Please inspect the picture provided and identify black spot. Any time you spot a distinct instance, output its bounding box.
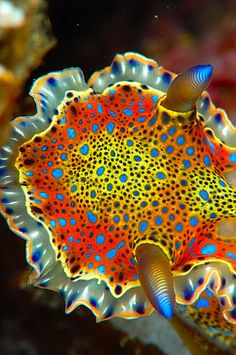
[70,105,77,116]
[24,159,35,165]
[182,264,191,272]
[114,285,122,295]
[135,304,145,314]
[71,265,80,274]
[140,84,149,90]
[122,85,131,92]
[19,147,25,152]
[66,92,73,98]
[31,206,43,214]
[34,136,41,143]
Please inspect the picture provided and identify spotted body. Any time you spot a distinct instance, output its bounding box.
[1,53,236,349]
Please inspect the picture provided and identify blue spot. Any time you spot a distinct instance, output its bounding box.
[134,155,141,162]
[166,146,173,154]
[226,252,236,261]
[180,180,187,186]
[199,189,209,200]
[70,218,76,225]
[107,183,113,191]
[194,298,210,309]
[160,134,167,141]
[162,72,172,84]
[151,148,159,157]
[120,174,127,182]
[97,103,104,114]
[110,110,116,117]
[106,122,115,134]
[87,210,97,223]
[80,143,89,155]
[141,201,147,207]
[183,285,194,301]
[47,77,57,86]
[71,185,77,192]
[175,223,183,232]
[87,103,93,109]
[52,168,63,179]
[56,193,64,200]
[175,241,181,249]
[113,215,120,223]
[187,147,194,155]
[96,234,105,244]
[40,192,48,198]
[124,214,129,222]
[63,245,69,251]
[138,116,146,122]
[25,171,34,176]
[50,220,56,227]
[219,179,226,187]
[201,244,217,255]
[97,166,105,176]
[155,216,163,225]
[95,255,101,261]
[67,128,76,138]
[61,153,68,161]
[123,108,133,116]
[210,213,217,219]
[32,250,41,263]
[229,152,236,163]
[59,218,67,226]
[69,236,74,243]
[183,159,191,168]
[98,265,105,273]
[111,61,121,74]
[107,249,116,259]
[157,172,165,179]
[149,117,156,126]
[168,127,176,135]
[203,155,211,166]
[127,139,133,146]
[92,123,99,132]
[177,136,185,145]
[139,221,148,233]
[129,58,138,67]
[190,217,198,227]
[152,95,158,103]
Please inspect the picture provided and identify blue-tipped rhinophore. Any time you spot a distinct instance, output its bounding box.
[163,64,213,112]
[136,243,175,320]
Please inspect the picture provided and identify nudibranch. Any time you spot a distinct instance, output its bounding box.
[1,52,236,349]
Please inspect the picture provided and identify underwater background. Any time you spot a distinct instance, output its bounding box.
[1,0,236,354]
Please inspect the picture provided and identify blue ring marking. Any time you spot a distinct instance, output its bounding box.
[67,128,76,138]
[87,210,97,224]
[199,189,209,201]
[120,174,127,182]
[96,234,105,244]
[106,122,115,134]
[139,221,148,233]
[203,155,211,166]
[201,244,217,255]
[190,217,199,227]
[56,193,64,200]
[123,108,133,116]
[155,216,163,225]
[80,143,89,155]
[52,168,63,179]
[157,172,165,179]
[59,218,67,226]
[96,166,105,176]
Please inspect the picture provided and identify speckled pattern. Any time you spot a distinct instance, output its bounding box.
[1,53,236,349]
